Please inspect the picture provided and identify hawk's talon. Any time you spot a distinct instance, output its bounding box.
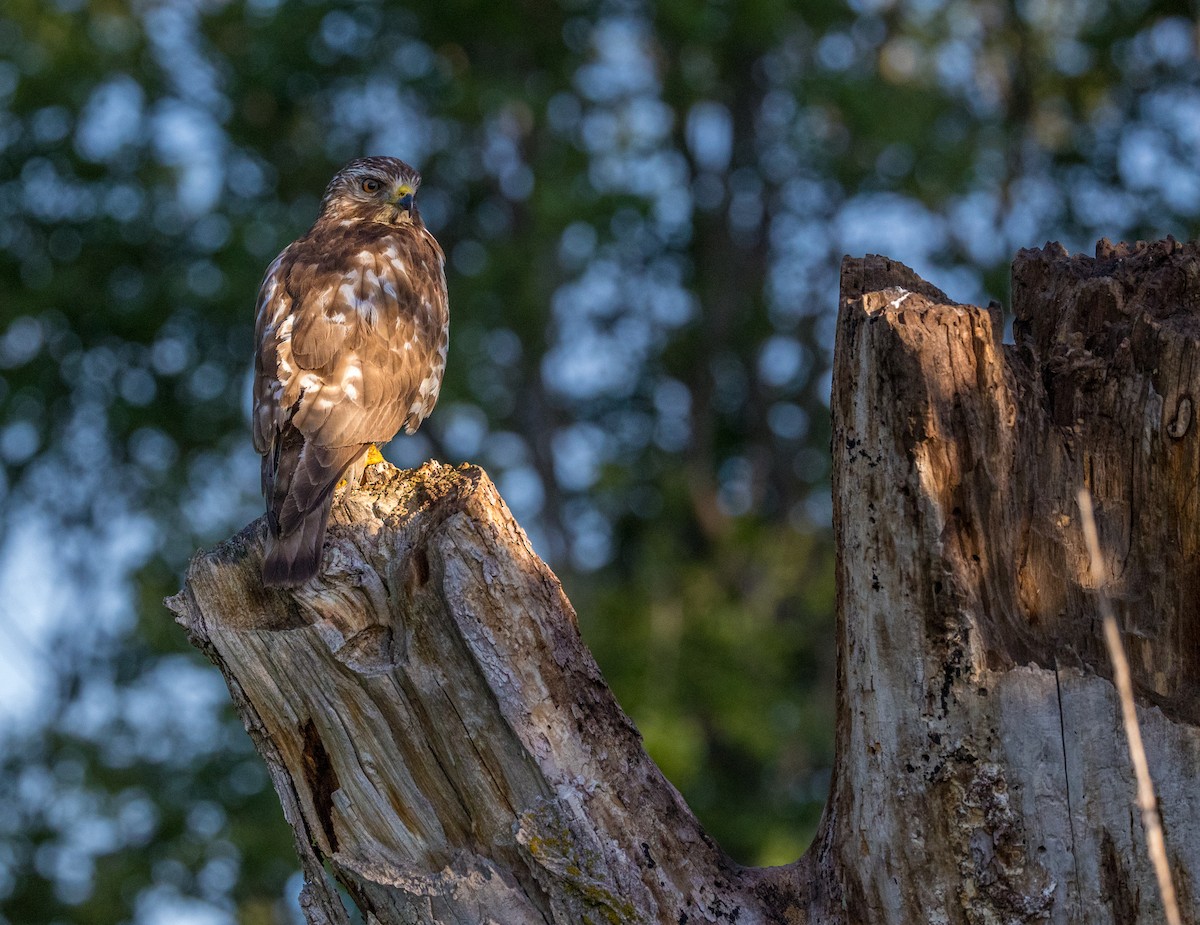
[337,445,383,490]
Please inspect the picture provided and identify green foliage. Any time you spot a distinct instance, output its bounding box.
[581,517,836,864]
[0,0,1197,920]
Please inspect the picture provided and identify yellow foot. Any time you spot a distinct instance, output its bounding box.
[336,445,384,490]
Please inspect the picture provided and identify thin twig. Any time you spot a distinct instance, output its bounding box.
[1077,489,1181,925]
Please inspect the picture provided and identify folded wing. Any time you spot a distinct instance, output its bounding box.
[252,227,448,586]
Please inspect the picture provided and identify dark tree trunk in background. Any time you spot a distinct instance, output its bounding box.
[168,238,1200,925]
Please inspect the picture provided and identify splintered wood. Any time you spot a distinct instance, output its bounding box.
[167,462,784,925]
[170,239,1200,925]
[831,242,1200,924]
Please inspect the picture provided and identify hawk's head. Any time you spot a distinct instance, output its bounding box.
[319,156,424,226]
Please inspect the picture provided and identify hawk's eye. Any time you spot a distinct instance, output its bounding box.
[361,178,381,193]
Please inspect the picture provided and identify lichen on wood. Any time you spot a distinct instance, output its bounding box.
[170,239,1200,925]
[168,461,766,924]
[829,241,1200,924]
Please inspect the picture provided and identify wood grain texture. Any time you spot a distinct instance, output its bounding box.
[167,462,791,924]
[169,239,1200,924]
[829,241,1200,924]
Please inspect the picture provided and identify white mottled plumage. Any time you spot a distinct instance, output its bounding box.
[252,156,449,587]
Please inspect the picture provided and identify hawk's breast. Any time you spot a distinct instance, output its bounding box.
[253,223,449,450]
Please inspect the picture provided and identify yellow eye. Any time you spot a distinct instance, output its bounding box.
[361,178,381,193]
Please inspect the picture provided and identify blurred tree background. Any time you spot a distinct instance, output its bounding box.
[1,0,1197,921]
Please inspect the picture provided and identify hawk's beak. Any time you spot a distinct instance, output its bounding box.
[393,185,415,213]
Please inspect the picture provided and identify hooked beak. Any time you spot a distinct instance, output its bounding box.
[393,185,415,213]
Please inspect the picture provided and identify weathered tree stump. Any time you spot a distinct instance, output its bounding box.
[168,238,1200,924]
[167,463,778,924]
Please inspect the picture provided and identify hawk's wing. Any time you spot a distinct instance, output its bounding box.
[254,226,449,454]
[252,225,448,584]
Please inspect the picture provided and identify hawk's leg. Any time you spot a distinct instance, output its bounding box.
[337,444,386,489]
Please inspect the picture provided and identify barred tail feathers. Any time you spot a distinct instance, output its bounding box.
[262,503,332,587]
[261,434,369,587]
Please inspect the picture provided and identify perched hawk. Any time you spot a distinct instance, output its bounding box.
[252,156,449,586]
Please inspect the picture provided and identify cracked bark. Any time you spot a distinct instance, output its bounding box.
[168,238,1200,924]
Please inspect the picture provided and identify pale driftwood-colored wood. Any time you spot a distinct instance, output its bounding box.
[828,240,1200,924]
[167,462,797,924]
[169,238,1200,925]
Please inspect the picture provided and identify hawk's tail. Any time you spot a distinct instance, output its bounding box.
[262,505,332,588]
[261,435,369,587]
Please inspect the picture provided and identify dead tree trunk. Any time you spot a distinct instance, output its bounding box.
[168,238,1200,924]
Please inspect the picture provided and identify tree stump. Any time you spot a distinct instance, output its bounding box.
[168,238,1200,924]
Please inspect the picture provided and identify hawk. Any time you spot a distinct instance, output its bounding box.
[252,156,449,586]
